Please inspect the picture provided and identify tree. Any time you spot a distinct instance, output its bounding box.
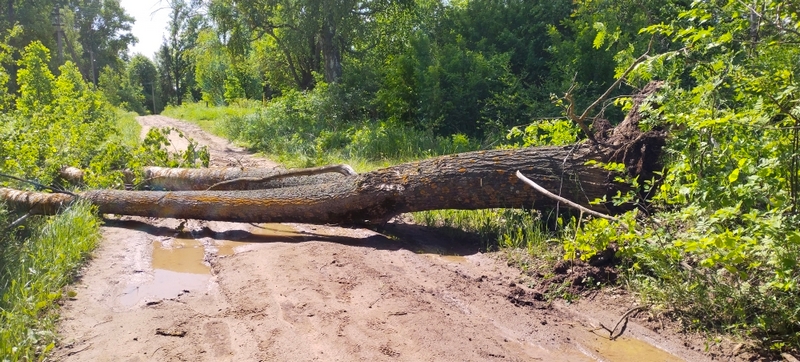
[0,139,659,223]
[72,0,136,84]
[156,0,203,105]
[210,0,399,90]
[193,29,227,105]
[128,54,161,113]
[98,65,146,114]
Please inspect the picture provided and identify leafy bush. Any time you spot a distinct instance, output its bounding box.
[212,81,482,167]
[562,0,800,351]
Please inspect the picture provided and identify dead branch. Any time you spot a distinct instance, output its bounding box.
[515,171,618,221]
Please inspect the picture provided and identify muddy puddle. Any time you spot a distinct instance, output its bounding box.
[570,331,685,361]
[119,223,303,307]
[423,253,468,264]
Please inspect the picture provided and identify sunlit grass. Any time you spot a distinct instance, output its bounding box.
[0,201,101,361]
[412,209,562,272]
[114,109,142,148]
[162,100,260,137]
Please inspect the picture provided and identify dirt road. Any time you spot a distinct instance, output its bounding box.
[54,115,725,361]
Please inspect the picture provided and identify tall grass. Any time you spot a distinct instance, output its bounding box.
[166,89,482,169]
[162,100,259,137]
[0,201,101,361]
[114,110,141,148]
[413,209,561,271]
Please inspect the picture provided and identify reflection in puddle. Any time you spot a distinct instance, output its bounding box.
[153,238,209,274]
[439,255,467,263]
[422,253,467,264]
[119,223,301,307]
[588,336,684,362]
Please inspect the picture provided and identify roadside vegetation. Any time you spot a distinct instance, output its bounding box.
[0,40,206,360]
[2,0,800,358]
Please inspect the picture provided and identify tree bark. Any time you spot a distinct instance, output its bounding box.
[58,165,353,190]
[0,143,646,224]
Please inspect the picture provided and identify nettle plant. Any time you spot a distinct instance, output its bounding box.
[563,0,800,349]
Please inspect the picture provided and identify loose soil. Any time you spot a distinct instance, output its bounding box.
[54,115,742,361]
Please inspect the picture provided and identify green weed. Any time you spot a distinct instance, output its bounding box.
[0,201,101,361]
[413,209,561,272]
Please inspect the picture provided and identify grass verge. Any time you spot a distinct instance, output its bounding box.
[162,100,258,137]
[114,110,142,149]
[0,201,101,361]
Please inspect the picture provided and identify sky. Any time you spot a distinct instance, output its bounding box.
[120,0,170,59]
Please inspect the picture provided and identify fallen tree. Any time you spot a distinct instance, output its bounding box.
[58,164,357,191]
[1,79,664,224]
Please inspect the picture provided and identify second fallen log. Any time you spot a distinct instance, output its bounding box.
[1,143,635,224]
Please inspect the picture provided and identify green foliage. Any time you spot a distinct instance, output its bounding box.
[549,0,800,351]
[128,54,162,114]
[505,119,579,147]
[214,82,480,166]
[98,66,146,115]
[15,42,55,115]
[0,202,100,361]
[0,37,211,362]
[193,30,228,105]
[156,0,204,106]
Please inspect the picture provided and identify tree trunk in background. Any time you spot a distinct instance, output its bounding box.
[321,13,342,83]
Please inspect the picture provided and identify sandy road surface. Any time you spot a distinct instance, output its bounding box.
[53,115,724,361]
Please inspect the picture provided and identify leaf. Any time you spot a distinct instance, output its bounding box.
[592,22,607,50]
[728,168,740,184]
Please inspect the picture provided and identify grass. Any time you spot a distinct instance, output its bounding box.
[0,201,101,361]
[412,209,562,273]
[162,100,259,137]
[114,110,142,148]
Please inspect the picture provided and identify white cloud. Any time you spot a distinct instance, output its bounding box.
[120,0,170,59]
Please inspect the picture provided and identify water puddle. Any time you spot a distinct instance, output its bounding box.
[439,254,467,263]
[120,223,300,307]
[119,269,209,307]
[587,336,684,362]
[421,253,467,264]
[152,238,209,274]
[568,327,685,362]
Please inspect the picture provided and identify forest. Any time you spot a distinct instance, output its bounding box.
[1,0,800,359]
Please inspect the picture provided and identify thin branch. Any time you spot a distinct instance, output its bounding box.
[577,51,651,123]
[516,171,618,221]
[0,173,77,197]
[7,212,31,230]
[561,42,652,143]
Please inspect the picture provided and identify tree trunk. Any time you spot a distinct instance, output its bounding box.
[321,13,342,83]
[3,82,665,224]
[0,143,652,224]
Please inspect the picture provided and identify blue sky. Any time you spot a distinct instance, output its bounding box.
[120,0,170,58]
